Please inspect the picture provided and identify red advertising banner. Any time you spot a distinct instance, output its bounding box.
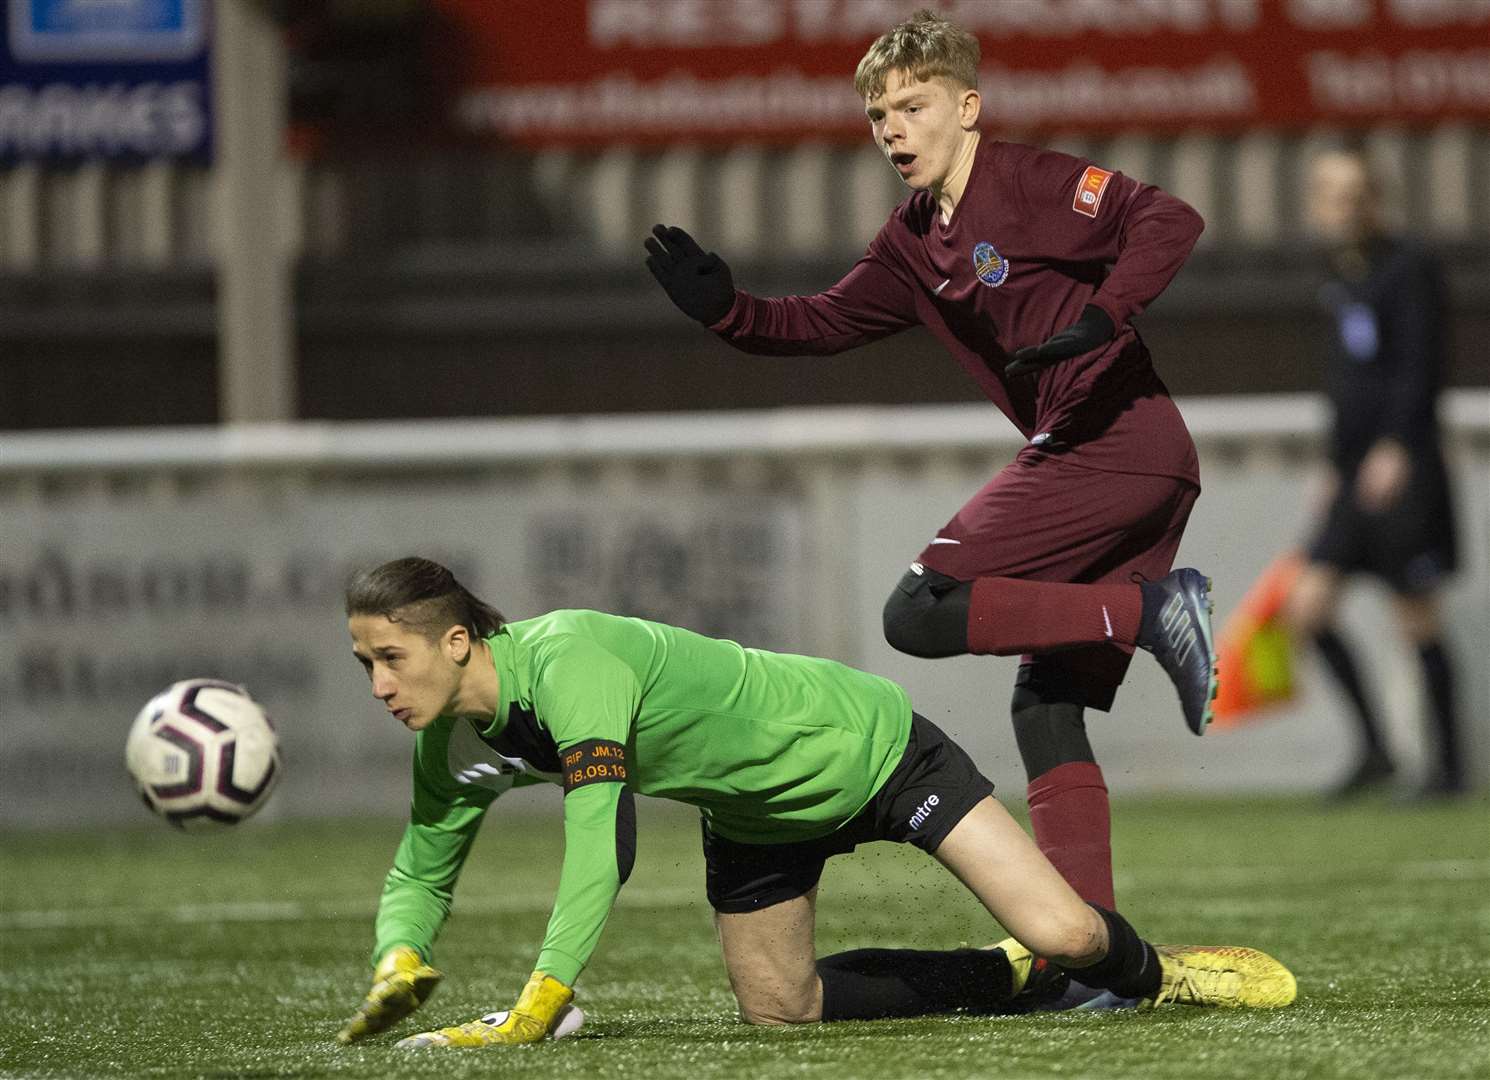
[435,0,1490,144]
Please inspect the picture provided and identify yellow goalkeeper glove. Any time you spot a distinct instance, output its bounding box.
[335,946,443,1044]
[395,971,575,1048]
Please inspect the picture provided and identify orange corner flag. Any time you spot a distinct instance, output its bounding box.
[1213,552,1304,729]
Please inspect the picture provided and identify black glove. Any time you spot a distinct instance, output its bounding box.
[1004,304,1116,377]
[644,224,736,325]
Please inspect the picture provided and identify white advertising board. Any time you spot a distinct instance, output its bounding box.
[1,475,806,827]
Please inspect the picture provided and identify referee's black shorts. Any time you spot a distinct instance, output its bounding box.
[1308,456,1458,595]
[701,713,994,914]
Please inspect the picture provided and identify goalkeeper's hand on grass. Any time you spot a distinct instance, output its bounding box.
[396,971,579,1048]
[335,945,443,1045]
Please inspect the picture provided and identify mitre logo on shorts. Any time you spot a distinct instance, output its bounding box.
[908,793,940,830]
[972,241,1008,287]
[1073,165,1113,218]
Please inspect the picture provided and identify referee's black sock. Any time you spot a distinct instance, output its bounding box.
[1314,628,1390,758]
[817,947,1015,1020]
[1418,639,1464,788]
[1061,906,1162,1001]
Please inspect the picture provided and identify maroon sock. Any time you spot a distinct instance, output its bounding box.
[1027,761,1115,909]
[966,577,1141,656]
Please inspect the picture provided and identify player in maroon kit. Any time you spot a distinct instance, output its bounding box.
[644,9,1215,936]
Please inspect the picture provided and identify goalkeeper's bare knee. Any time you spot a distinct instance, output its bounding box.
[735,982,823,1025]
[1023,905,1106,970]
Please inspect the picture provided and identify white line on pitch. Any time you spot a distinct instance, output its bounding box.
[4,859,1488,933]
[0,886,704,931]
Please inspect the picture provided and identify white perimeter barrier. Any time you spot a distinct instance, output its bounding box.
[2,393,1486,828]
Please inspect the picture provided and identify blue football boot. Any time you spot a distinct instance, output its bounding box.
[1137,568,1219,736]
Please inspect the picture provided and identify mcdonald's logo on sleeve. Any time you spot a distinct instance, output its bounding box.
[1073,165,1113,218]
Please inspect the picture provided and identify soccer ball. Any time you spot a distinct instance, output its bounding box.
[126,679,281,829]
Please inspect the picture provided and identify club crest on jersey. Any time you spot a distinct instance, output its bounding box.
[972,241,1008,287]
[1073,165,1113,218]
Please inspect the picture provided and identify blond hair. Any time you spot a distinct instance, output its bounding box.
[853,8,980,101]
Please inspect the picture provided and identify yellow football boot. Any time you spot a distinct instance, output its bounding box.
[396,971,574,1048]
[336,946,442,1044]
[1145,945,1297,1009]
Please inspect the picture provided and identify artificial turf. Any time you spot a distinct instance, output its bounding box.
[3,794,1487,1079]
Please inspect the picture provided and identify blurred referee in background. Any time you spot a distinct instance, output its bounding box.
[1285,147,1465,800]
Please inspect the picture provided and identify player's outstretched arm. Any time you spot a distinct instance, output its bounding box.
[644,224,737,325]
[338,727,497,1043]
[1004,303,1115,377]
[336,945,443,1044]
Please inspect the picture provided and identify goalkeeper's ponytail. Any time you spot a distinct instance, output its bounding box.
[456,582,505,638]
[346,556,506,641]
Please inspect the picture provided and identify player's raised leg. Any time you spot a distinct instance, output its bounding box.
[885,460,1215,744]
[954,566,1219,737]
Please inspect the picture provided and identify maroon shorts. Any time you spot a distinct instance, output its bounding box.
[916,447,1199,711]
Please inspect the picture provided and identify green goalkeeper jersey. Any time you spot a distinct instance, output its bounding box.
[374,609,912,987]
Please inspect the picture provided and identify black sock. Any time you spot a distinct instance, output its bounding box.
[1418,640,1463,785]
[817,947,1014,1020]
[1011,684,1095,780]
[1062,906,1162,1000]
[1314,628,1390,758]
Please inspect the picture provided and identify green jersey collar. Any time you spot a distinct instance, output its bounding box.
[481,628,533,739]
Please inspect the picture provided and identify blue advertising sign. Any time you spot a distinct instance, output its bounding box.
[1,0,212,161]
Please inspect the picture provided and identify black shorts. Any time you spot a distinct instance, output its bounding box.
[1308,457,1458,595]
[702,713,995,914]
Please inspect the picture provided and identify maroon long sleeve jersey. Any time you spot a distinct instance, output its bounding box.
[711,138,1203,485]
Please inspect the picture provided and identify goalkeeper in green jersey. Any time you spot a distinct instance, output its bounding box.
[335,557,1295,1048]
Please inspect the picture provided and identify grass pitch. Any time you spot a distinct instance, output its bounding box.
[3,794,1488,1080]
